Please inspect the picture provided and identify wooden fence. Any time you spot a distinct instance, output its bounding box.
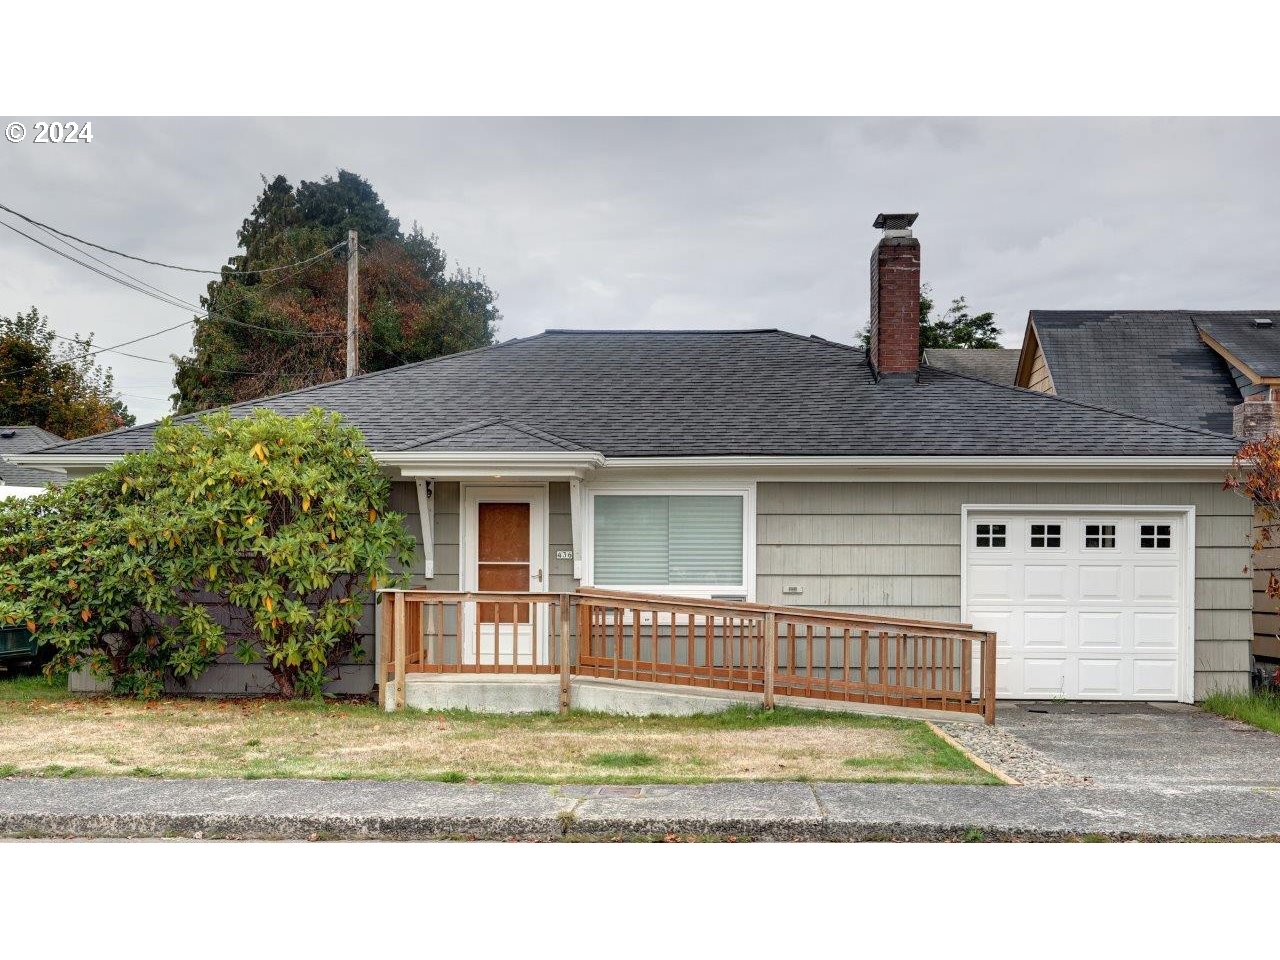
[378,587,997,723]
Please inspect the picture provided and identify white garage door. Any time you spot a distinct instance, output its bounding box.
[964,511,1188,701]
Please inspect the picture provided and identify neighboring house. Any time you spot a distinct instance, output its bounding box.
[1014,310,1280,665]
[0,425,67,498]
[922,347,1021,385]
[16,213,1253,702]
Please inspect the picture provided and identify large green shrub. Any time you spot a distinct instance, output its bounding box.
[0,408,415,698]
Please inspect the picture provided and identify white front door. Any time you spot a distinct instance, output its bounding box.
[462,485,549,666]
[964,510,1189,701]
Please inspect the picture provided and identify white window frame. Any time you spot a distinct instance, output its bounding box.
[583,481,756,600]
[1027,519,1065,551]
[1083,521,1118,550]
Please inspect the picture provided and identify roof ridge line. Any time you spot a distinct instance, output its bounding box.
[541,327,781,335]
[928,366,1243,442]
[499,420,585,451]
[391,417,510,452]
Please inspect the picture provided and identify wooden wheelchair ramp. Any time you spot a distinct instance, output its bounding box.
[378,587,997,723]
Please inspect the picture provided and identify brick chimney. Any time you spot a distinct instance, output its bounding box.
[1234,387,1280,441]
[868,212,921,378]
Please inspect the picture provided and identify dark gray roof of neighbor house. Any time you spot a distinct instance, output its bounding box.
[1028,311,1251,435]
[1193,314,1280,379]
[27,329,1242,461]
[923,348,1021,385]
[0,425,68,487]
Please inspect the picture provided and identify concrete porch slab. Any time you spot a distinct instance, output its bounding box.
[402,673,985,724]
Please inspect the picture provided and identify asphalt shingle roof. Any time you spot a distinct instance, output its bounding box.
[1028,311,1251,435]
[923,348,1021,385]
[1193,314,1280,379]
[0,425,68,487]
[29,330,1241,461]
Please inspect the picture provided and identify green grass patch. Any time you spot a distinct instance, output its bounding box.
[1202,689,1280,734]
[0,674,73,703]
[587,751,660,768]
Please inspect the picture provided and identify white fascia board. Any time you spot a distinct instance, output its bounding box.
[5,454,121,468]
[376,450,606,479]
[11,450,1235,483]
[595,455,1237,483]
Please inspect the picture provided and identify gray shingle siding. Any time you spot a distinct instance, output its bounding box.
[757,480,1252,700]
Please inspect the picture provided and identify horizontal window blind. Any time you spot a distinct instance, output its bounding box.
[593,494,743,587]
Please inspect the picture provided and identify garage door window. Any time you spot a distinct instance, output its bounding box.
[1084,523,1116,549]
[1139,523,1172,549]
[1029,523,1061,548]
[975,523,1006,547]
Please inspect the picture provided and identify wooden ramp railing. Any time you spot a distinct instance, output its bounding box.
[378,588,997,723]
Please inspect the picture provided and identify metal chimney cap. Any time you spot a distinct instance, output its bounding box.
[873,212,919,231]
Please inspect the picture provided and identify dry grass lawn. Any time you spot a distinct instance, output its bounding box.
[0,676,997,785]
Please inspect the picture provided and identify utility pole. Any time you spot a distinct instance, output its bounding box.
[346,229,359,378]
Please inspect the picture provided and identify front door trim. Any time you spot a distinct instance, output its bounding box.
[461,484,551,664]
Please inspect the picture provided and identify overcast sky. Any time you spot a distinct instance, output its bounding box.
[2,117,1279,425]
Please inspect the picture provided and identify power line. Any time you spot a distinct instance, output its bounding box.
[0,216,346,336]
[0,200,347,276]
[0,218,351,379]
[0,207,419,386]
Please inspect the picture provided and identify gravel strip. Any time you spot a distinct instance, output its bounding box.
[936,721,1092,787]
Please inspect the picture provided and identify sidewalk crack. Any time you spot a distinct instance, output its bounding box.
[808,782,828,822]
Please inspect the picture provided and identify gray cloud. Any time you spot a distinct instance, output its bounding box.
[2,117,1278,425]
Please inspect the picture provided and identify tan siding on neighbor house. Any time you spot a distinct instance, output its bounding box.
[1251,510,1280,661]
[757,480,1253,699]
[1025,339,1056,394]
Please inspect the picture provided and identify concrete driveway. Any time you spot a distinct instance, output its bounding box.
[995,701,1280,789]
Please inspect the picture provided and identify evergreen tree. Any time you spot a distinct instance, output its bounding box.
[856,284,1002,351]
[173,171,499,413]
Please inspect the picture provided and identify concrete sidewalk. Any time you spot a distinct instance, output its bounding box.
[2,776,1278,841]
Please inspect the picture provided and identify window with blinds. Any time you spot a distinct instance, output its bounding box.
[592,494,744,587]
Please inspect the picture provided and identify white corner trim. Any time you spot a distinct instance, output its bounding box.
[569,477,583,580]
[414,479,435,578]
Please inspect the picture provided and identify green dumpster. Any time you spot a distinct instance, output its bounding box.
[0,624,41,673]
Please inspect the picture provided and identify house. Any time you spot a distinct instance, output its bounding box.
[16,213,1253,702]
[0,426,66,499]
[922,347,1020,385]
[1013,309,1280,667]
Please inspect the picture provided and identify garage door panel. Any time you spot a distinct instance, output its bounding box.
[969,564,1016,601]
[1132,659,1178,697]
[1079,564,1126,601]
[1077,658,1125,697]
[1078,611,1124,649]
[1133,565,1179,602]
[994,657,1015,696]
[1024,565,1071,600]
[1133,612,1178,649]
[967,511,1185,701]
[1022,658,1069,697]
[1023,610,1068,648]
